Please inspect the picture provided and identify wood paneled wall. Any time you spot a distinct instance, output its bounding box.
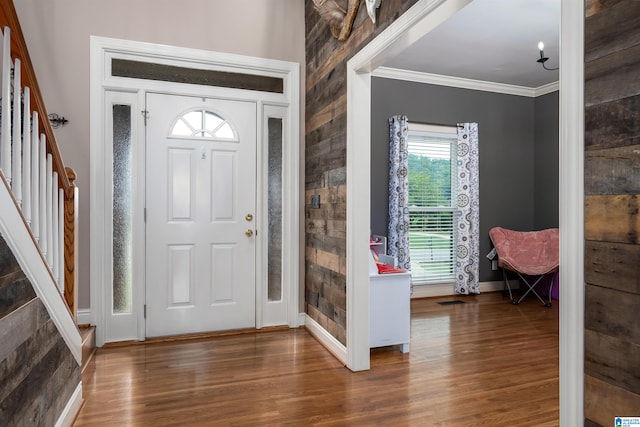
[0,235,81,425]
[304,0,419,345]
[584,0,640,424]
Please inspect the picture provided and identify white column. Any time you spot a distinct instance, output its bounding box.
[0,27,12,181]
[11,58,22,204]
[52,170,59,281]
[46,152,53,267]
[31,112,39,239]
[58,188,65,292]
[22,87,31,224]
[39,135,47,254]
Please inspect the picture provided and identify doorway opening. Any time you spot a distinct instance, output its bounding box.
[345,0,584,422]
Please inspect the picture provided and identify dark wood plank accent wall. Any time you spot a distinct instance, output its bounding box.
[305,0,419,344]
[584,0,640,423]
[0,235,81,425]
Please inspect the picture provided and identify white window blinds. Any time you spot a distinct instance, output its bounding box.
[407,125,457,284]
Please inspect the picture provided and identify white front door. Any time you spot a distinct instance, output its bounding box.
[145,93,257,337]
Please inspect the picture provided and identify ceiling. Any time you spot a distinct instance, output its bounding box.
[382,0,560,89]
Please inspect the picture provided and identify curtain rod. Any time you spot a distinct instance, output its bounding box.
[409,120,464,128]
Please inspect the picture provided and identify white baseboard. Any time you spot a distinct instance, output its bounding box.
[76,308,92,326]
[302,314,347,365]
[411,280,511,299]
[55,382,83,427]
[297,312,306,328]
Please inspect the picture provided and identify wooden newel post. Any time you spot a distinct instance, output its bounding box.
[63,166,78,319]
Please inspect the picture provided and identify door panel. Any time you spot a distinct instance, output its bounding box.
[211,151,235,220]
[145,93,256,337]
[210,244,235,303]
[167,148,195,220]
[167,244,194,305]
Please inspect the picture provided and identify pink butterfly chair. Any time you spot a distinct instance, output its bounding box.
[488,227,559,307]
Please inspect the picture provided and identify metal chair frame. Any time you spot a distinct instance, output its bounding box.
[502,269,555,307]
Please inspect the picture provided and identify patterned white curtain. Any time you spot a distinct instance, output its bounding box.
[455,123,480,294]
[387,115,410,270]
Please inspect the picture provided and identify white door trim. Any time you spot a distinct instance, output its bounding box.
[90,36,300,346]
[558,0,585,424]
[346,0,584,422]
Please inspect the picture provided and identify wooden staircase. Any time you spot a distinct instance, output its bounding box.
[79,325,97,372]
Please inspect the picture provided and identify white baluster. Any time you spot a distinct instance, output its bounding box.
[58,188,65,292]
[1,27,11,181]
[22,87,31,224]
[12,58,22,204]
[39,135,46,254]
[46,152,53,267]
[52,170,59,281]
[31,112,39,240]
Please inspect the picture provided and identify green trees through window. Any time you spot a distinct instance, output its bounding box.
[408,154,451,207]
[407,126,457,283]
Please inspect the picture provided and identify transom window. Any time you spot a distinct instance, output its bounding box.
[170,109,237,140]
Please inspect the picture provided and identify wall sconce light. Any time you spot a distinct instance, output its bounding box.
[48,113,69,128]
[536,41,559,71]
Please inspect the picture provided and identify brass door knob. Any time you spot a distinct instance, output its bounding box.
[245,229,254,237]
[245,213,253,221]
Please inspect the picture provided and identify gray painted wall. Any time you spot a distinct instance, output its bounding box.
[534,91,560,230]
[371,77,559,282]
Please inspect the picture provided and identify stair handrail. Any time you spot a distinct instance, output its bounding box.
[0,0,77,317]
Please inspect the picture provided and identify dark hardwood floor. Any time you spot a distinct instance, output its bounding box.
[74,292,559,426]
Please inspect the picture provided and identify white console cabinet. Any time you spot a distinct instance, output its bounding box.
[369,249,411,352]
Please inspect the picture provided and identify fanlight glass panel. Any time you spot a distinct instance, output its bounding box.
[170,109,238,141]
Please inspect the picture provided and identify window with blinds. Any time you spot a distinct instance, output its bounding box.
[407,124,457,284]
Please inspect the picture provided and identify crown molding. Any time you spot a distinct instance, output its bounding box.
[372,66,558,98]
[535,81,560,97]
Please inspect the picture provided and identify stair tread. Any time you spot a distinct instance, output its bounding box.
[79,326,95,341]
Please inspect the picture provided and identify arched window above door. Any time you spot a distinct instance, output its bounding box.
[169,109,238,141]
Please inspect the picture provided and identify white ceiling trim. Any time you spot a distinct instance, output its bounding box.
[534,81,560,97]
[373,66,558,97]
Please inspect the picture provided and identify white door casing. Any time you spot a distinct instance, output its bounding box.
[145,93,257,337]
[91,37,300,346]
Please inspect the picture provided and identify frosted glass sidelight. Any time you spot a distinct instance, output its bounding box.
[112,104,133,314]
[267,118,283,301]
